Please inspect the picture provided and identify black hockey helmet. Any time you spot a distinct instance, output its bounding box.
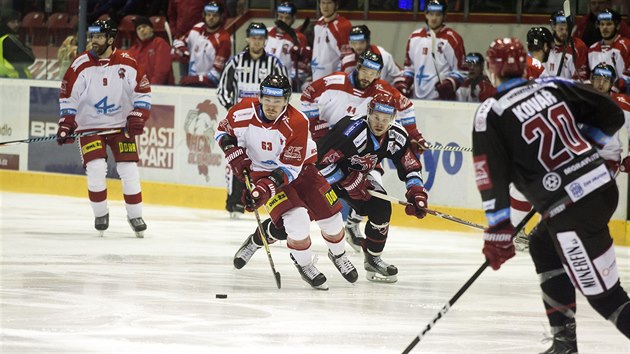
[88,19,118,39]
[204,1,225,15]
[550,10,568,25]
[260,74,292,100]
[357,49,383,72]
[349,25,371,42]
[597,9,621,24]
[277,2,297,16]
[246,22,268,37]
[464,52,484,66]
[425,0,447,14]
[526,27,553,52]
[591,63,617,82]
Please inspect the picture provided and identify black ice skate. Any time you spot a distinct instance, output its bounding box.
[328,250,358,283]
[364,251,398,283]
[228,203,245,220]
[95,213,109,237]
[345,213,364,253]
[128,217,147,238]
[540,319,578,354]
[233,233,261,269]
[290,254,328,290]
[514,229,530,252]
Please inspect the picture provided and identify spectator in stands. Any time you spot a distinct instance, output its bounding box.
[167,0,216,39]
[340,25,402,85]
[311,0,352,81]
[587,8,630,91]
[574,0,630,47]
[265,2,311,91]
[57,35,78,79]
[128,16,173,85]
[0,9,34,78]
[547,10,590,80]
[455,53,495,102]
[396,0,466,100]
[173,1,231,88]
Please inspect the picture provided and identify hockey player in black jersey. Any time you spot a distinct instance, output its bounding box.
[315,92,429,283]
[473,37,629,353]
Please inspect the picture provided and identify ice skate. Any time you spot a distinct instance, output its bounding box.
[540,319,578,354]
[128,217,147,238]
[328,250,358,283]
[95,213,109,237]
[364,252,398,283]
[345,211,364,253]
[233,233,261,269]
[514,229,530,252]
[291,254,328,290]
[228,204,245,220]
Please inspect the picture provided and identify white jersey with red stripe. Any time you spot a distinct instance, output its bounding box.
[265,26,309,82]
[402,25,466,100]
[184,22,232,82]
[545,37,590,80]
[215,98,313,181]
[311,14,352,81]
[300,71,417,131]
[599,92,630,162]
[59,49,151,132]
[588,35,630,85]
[340,44,402,84]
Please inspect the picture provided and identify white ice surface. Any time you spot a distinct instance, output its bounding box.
[1,192,628,354]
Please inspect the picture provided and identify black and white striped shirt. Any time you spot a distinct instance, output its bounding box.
[217,49,288,109]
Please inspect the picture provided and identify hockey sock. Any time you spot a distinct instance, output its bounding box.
[117,162,143,219]
[588,286,630,338]
[289,241,313,266]
[322,230,345,256]
[540,269,576,327]
[86,159,108,217]
[252,219,288,246]
[364,220,389,254]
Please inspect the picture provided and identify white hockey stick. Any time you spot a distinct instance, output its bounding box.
[0,129,121,147]
[556,0,572,76]
[429,28,442,83]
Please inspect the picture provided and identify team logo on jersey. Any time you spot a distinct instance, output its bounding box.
[283,146,303,161]
[473,155,492,191]
[349,153,378,171]
[542,172,561,191]
[320,150,342,165]
[118,68,126,79]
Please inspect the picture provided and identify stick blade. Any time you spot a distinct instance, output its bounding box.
[274,272,281,289]
[563,0,571,17]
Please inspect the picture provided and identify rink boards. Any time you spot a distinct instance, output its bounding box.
[0,78,627,245]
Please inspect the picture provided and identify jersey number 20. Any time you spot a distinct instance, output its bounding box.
[522,102,590,171]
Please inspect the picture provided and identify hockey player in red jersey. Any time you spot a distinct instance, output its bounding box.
[455,52,496,102]
[525,26,552,80]
[173,1,231,88]
[587,9,630,93]
[474,37,630,352]
[396,0,466,100]
[546,10,590,81]
[215,74,357,290]
[311,0,352,81]
[57,19,151,238]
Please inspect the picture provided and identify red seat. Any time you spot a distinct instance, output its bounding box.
[20,12,47,46]
[48,12,74,46]
[149,16,170,43]
[116,14,138,49]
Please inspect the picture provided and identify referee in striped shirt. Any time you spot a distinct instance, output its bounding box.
[217,23,289,109]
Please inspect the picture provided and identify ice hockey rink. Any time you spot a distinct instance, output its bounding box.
[1,191,628,354]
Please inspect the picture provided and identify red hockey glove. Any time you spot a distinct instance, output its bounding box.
[404,185,428,219]
[224,146,251,182]
[619,156,630,173]
[339,170,372,201]
[407,128,430,155]
[605,159,620,176]
[310,119,330,141]
[126,108,149,136]
[171,39,189,57]
[394,75,413,98]
[242,177,276,212]
[483,221,516,270]
[56,115,77,145]
[436,79,456,100]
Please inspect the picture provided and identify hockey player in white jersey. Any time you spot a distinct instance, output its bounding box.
[396,0,466,100]
[587,9,630,93]
[57,20,151,238]
[311,0,352,81]
[546,10,590,80]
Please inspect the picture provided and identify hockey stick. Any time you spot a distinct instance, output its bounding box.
[275,20,301,91]
[367,190,484,231]
[429,28,442,83]
[244,171,282,289]
[0,129,121,147]
[401,208,537,353]
[555,0,572,76]
[428,144,472,152]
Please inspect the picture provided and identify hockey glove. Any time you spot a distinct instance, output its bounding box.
[393,75,413,98]
[619,156,630,173]
[310,119,330,141]
[435,79,456,100]
[605,159,620,176]
[242,177,277,212]
[339,170,372,201]
[224,146,251,182]
[407,128,430,155]
[56,115,78,145]
[404,185,428,219]
[171,39,189,61]
[126,108,149,136]
[483,220,516,270]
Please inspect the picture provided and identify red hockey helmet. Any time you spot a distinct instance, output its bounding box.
[368,92,397,115]
[486,37,527,78]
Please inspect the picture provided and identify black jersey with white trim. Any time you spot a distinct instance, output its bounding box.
[472,77,624,227]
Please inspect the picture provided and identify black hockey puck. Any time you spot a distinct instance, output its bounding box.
[216,294,228,299]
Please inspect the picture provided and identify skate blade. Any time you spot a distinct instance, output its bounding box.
[346,238,363,253]
[98,230,105,237]
[365,271,397,283]
[135,231,144,238]
[312,282,329,291]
